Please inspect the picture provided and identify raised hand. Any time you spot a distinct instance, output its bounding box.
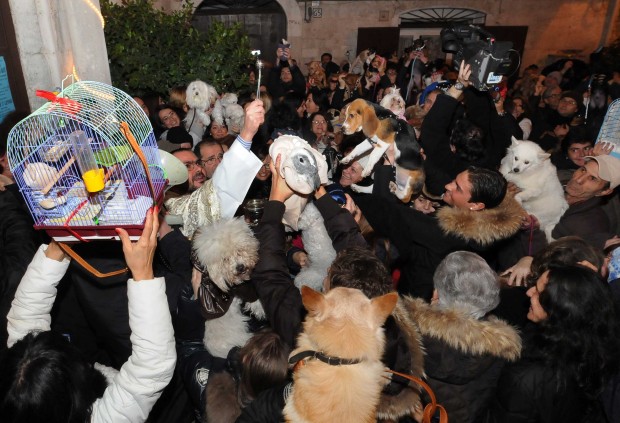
[116,206,159,281]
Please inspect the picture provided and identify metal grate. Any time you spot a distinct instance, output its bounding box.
[400,8,486,26]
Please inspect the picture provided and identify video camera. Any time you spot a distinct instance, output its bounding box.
[440,25,518,91]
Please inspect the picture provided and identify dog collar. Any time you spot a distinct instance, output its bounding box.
[289,350,363,367]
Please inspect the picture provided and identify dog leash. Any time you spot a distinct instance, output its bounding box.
[386,369,448,423]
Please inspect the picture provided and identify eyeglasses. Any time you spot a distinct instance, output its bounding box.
[259,163,271,170]
[312,120,327,125]
[161,110,176,122]
[203,153,224,165]
[560,98,577,105]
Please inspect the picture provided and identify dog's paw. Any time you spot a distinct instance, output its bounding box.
[340,155,353,165]
[361,165,374,178]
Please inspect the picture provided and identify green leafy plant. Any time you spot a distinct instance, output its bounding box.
[101,0,252,96]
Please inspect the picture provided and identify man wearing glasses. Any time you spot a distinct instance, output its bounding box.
[194,140,225,179]
[171,149,207,193]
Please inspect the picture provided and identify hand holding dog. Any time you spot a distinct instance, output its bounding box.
[116,207,159,282]
[240,99,265,142]
[269,153,295,203]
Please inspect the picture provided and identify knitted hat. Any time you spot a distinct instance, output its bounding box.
[585,155,620,189]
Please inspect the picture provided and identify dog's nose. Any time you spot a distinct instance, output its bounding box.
[236,264,246,274]
[513,168,519,173]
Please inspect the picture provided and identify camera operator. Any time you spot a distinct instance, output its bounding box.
[398,44,433,105]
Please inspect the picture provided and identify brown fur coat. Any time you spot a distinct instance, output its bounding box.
[437,195,524,247]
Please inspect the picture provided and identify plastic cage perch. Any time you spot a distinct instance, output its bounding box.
[7,80,166,241]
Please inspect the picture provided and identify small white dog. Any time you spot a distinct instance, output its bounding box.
[380,87,406,120]
[500,137,568,242]
[212,92,245,134]
[185,80,218,128]
[192,217,265,358]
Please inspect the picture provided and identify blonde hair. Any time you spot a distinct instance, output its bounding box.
[169,85,187,111]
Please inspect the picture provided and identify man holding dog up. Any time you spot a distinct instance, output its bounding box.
[238,155,426,422]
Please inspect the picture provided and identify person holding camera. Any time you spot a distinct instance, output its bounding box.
[266,45,306,101]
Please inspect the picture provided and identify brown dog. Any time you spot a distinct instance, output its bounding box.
[306,61,327,90]
[284,286,398,423]
[340,98,425,203]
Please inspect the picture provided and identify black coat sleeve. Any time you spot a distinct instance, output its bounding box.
[251,201,304,349]
[314,194,367,252]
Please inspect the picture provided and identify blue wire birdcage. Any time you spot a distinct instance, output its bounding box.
[7,80,166,241]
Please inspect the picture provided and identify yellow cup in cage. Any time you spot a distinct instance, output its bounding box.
[82,168,105,192]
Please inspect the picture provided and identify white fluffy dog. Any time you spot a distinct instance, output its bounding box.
[192,217,265,358]
[212,92,245,134]
[185,80,218,128]
[500,137,568,242]
[294,202,336,292]
[380,87,406,120]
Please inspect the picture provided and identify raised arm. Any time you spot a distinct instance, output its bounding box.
[91,208,176,423]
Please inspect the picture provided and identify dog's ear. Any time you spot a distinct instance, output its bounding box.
[370,292,398,326]
[510,136,520,147]
[538,152,551,160]
[301,285,325,316]
[361,102,379,136]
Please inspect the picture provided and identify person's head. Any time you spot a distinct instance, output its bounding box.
[155,104,183,129]
[443,167,507,210]
[422,89,442,113]
[253,143,272,182]
[0,331,107,423]
[529,236,605,285]
[209,121,229,140]
[543,86,562,110]
[544,71,563,89]
[564,140,593,168]
[386,67,398,84]
[133,96,150,116]
[168,85,188,111]
[172,148,206,191]
[281,92,306,118]
[508,96,530,120]
[280,67,293,83]
[328,75,340,91]
[305,88,329,115]
[309,112,330,138]
[449,119,485,163]
[557,91,581,118]
[565,156,617,203]
[412,193,438,214]
[433,251,500,318]
[237,329,290,407]
[321,53,332,65]
[339,160,364,187]
[527,264,620,395]
[194,141,224,179]
[326,246,393,297]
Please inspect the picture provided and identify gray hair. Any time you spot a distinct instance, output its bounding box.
[433,251,500,319]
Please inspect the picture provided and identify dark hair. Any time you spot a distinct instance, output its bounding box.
[193,140,222,159]
[281,92,306,111]
[306,87,330,113]
[266,102,301,132]
[450,119,486,163]
[153,104,185,129]
[328,246,393,298]
[467,166,507,209]
[141,91,165,120]
[529,236,604,285]
[321,53,332,61]
[0,331,107,423]
[237,329,289,406]
[504,96,531,123]
[534,265,620,396]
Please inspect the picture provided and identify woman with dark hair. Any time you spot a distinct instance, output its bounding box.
[0,210,176,423]
[303,111,334,153]
[265,101,302,141]
[505,96,533,140]
[304,87,330,116]
[154,104,197,150]
[485,265,620,422]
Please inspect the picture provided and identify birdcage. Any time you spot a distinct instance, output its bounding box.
[596,98,620,160]
[7,80,166,242]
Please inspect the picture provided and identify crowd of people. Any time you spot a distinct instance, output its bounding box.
[1,40,620,423]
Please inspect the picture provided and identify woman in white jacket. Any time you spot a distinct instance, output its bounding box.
[0,208,176,423]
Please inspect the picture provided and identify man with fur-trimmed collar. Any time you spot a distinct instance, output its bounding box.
[356,165,525,300]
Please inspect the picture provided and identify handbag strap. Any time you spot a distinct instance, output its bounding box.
[58,242,129,278]
[387,369,448,423]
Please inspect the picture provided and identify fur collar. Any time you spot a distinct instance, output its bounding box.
[436,196,524,246]
[401,297,521,361]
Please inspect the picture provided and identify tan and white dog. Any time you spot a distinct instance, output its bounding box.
[284,286,398,423]
[340,98,425,203]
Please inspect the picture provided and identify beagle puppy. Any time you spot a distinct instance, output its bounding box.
[341,98,425,203]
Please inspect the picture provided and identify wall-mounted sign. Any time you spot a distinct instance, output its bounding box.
[312,7,322,18]
[0,56,16,122]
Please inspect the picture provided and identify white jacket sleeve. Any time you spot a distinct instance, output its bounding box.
[90,277,176,423]
[6,245,70,347]
[212,138,262,219]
